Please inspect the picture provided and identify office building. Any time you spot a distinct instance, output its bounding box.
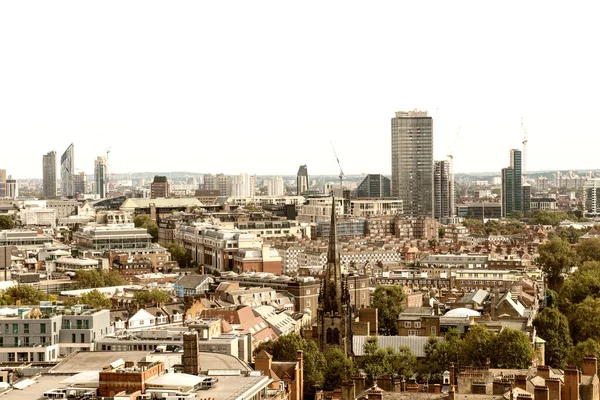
[60,143,75,197]
[501,149,529,217]
[434,160,451,220]
[73,172,86,196]
[150,176,170,198]
[391,110,434,217]
[43,151,57,198]
[511,149,523,213]
[5,179,18,199]
[356,174,391,198]
[94,156,108,198]
[297,165,309,195]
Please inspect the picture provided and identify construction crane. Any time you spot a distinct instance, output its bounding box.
[447,127,461,218]
[330,142,344,189]
[106,148,112,194]
[521,118,528,185]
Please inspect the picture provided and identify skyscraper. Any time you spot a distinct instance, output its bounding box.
[265,177,284,196]
[511,149,523,214]
[73,172,87,196]
[434,160,451,219]
[60,144,75,197]
[391,111,434,217]
[501,149,528,217]
[297,165,309,195]
[501,167,514,217]
[43,151,57,198]
[94,156,108,198]
[356,174,391,198]
[151,176,170,198]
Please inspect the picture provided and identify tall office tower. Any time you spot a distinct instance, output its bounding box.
[60,143,75,197]
[73,172,87,195]
[511,149,523,213]
[266,176,284,196]
[5,179,18,198]
[232,173,256,197]
[434,160,451,219]
[94,156,108,198]
[501,149,526,217]
[501,167,514,217]
[151,176,170,198]
[356,174,391,198]
[297,165,309,195]
[522,184,531,215]
[43,151,57,198]
[391,110,434,217]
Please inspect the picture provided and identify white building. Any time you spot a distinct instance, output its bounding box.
[265,177,284,197]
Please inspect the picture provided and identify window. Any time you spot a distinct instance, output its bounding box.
[4,325,7,335]
[408,330,418,336]
[12,324,18,334]
[40,324,46,334]
[24,324,29,334]
[404,321,411,328]
[72,334,76,343]
[8,353,14,362]
[414,322,421,328]
[81,334,85,343]
[431,326,437,335]
[306,300,310,307]
[305,290,310,295]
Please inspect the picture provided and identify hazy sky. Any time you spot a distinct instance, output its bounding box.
[1,2,599,179]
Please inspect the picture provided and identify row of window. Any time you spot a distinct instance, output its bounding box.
[3,322,52,334]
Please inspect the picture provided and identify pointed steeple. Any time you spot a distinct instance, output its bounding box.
[323,193,343,314]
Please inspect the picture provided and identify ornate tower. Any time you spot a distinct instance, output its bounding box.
[318,194,352,355]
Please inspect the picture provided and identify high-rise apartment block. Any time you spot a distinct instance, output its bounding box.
[232,173,256,197]
[5,179,18,199]
[60,143,75,197]
[297,165,309,195]
[584,179,600,217]
[391,111,434,217]
[434,160,452,219]
[266,177,284,197]
[356,174,391,198]
[95,156,108,198]
[203,173,232,196]
[501,149,530,217]
[43,151,57,198]
[151,176,170,198]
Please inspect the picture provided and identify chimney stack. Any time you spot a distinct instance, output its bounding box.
[583,355,598,376]
[535,386,550,400]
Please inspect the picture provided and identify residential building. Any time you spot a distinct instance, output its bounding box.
[0,308,61,362]
[60,143,75,197]
[530,197,557,210]
[204,173,232,196]
[73,172,86,196]
[391,110,434,217]
[434,160,452,220]
[356,174,391,198]
[173,274,214,297]
[94,156,108,198]
[297,165,309,195]
[151,175,170,198]
[43,151,57,198]
[232,173,256,197]
[59,309,111,356]
[585,178,600,217]
[502,149,529,217]
[266,176,284,197]
[5,179,18,199]
[233,245,283,274]
[349,198,403,217]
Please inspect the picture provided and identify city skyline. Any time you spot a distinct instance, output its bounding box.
[1,2,600,179]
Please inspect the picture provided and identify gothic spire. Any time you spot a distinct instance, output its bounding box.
[323,192,343,314]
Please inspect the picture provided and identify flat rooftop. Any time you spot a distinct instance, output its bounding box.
[49,351,150,374]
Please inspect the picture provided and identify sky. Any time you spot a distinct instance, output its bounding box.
[1,1,599,179]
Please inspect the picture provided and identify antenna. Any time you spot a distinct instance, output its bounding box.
[447,127,461,218]
[521,118,528,185]
[330,142,344,190]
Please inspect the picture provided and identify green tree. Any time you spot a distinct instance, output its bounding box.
[0,215,15,230]
[533,307,572,368]
[0,285,50,305]
[460,325,495,366]
[74,270,127,289]
[65,289,113,309]
[323,348,353,391]
[566,339,600,373]
[134,214,158,242]
[133,288,170,306]
[494,328,535,368]
[422,329,463,380]
[569,296,600,344]
[510,210,523,220]
[358,337,416,383]
[558,261,600,313]
[160,242,190,267]
[538,236,578,290]
[254,334,325,396]
[545,288,558,308]
[577,238,600,263]
[371,285,406,335]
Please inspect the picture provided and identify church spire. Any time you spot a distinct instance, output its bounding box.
[322,192,343,314]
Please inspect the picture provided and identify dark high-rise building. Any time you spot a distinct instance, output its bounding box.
[95,156,108,198]
[297,165,309,195]
[151,176,170,198]
[317,193,351,356]
[502,167,514,217]
[73,172,86,196]
[501,149,528,217]
[60,143,75,197]
[43,151,57,198]
[356,174,391,198]
[391,111,434,217]
[511,149,523,214]
[434,160,451,219]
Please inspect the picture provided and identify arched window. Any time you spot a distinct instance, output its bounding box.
[333,328,340,344]
[326,328,333,344]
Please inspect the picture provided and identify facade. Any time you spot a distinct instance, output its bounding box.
[204,173,232,196]
[94,156,108,198]
[434,160,452,220]
[456,202,502,221]
[73,172,86,196]
[356,174,391,198]
[43,151,57,198]
[151,175,170,198]
[75,224,152,251]
[349,198,403,217]
[391,110,434,217]
[297,165,309,195]
[585,178,600,217]
[60,143,75,197]
[266,177,284,197]
[4,179,18,199]
[0,310,62,362]
[232,173,256,197]
[501,149,529,217]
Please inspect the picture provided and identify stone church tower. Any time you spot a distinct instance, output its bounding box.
[317,194,352,356]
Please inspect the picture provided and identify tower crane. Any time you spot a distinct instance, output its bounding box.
[331,142,344,190]
[447,127,461,218]
[521,118,528,185]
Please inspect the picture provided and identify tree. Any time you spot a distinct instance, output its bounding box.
[323,348,353,391]
[510,210,523,220]
[65,289,113,309]
[545,288,558,308]
[493,328,535,369]
[0,215,15,230]
[358,337,416,384]
[577,238,600,263]
[161,242,190,268]
[566,339,600,373]
[74,270,127,289]
[538,236,578,290]
[422,329,463,381]
[0,285,50,305]
[134,214,158,242]
[558,261,600,313]
[133,288,170,306]
[568,296,600,344]
[371,285,406,335]
[254,334,325,396]
[460,325,495,366]
[533,307,572,368]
